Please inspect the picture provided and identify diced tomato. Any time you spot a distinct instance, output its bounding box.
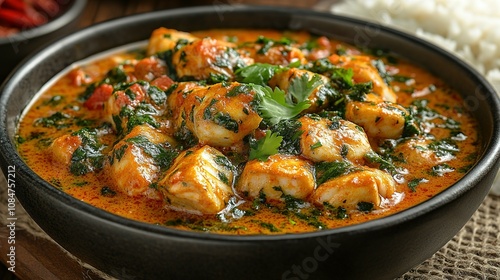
[127,83,146,102]
[134,57,166,81]
[317,36,331,48]
[113,83,146,108]
[151,76,174,90]
[69,69,93,86]
[84,84,114,110]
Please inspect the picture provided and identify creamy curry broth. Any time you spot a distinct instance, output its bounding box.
[16,28,480,234]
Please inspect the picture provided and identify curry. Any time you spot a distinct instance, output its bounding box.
[16,28,480,234]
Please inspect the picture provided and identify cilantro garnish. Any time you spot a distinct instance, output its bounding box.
[287,73,323,104]
[235,63,279,85]
[249,130,283,161]
[252,72,323,125]
[254,85,310,125]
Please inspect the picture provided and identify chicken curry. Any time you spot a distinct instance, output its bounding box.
[16,28,480,234]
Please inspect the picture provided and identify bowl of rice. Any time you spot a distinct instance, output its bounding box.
[330,0,500,195]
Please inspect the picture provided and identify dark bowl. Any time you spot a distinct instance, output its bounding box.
[0,0,87,83]
[1,6,499,280]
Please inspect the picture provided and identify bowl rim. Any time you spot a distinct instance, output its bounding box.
[1,5,500,242]
[0,0,87,44]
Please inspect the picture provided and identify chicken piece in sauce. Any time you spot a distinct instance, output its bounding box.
[312,167,396,210]
[329,54,397,103]
[157,145,235,214]
[172,82,263,147]
[146,27,198,56]
[299,115,372,164]
[345,93,408,140]
[106,125,177,199]
[237,154,315,202]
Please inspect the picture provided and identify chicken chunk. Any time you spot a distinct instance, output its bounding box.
[236,154,315,202]
[311,167,396,210]
[49,128,107,175]
[146,27,198,56]
[268,68,335,113]
[104,82,168,134]
[345,97,408,139]
[393,137,449,168]
[172,38,254,81]
[49,134,82,165]
[299,115,372,164]
[174,82,263,147]
[240,42,306,66]
[157,145,235,214]
[106,125,177,199]
[166,81,204,119]
[329,54,397,103]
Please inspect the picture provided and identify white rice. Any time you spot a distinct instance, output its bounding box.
[330,0,500,195]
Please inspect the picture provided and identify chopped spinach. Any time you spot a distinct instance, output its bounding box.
[34,112,72,129]
[125,135,178,171]
[69,128,106,175]
[408,178,427,192]
[315,160,353,185]
[357,202,374,212]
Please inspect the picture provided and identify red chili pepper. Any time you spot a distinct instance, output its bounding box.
[2,0,28,12]
[32,0,59,17]
[0,8,38,28]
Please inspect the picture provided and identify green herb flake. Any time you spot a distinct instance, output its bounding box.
[213,112,239,133]
[357,202,374,213]
[125,135,178,171]
[249,130,283,161]
[34,112,72,129]
[148,86,167,105]
[408,178,427,192]
[310,141,322,150]
[257,221,280,232]
[101,186,116,197]
[315,160,353,185]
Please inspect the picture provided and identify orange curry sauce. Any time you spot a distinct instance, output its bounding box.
[16,29,480,234]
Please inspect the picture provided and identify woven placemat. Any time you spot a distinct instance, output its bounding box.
[1,173,499,279]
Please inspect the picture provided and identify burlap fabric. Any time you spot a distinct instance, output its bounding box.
[1,173,498,279]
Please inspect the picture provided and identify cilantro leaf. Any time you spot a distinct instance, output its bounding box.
[235,63,279,85]
[249,130,283,161]
[331,67,354,88]
[287,73,323,104]
[254,85,311,125]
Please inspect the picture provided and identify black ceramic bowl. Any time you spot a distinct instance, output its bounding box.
[1,6,499,280]
[0,0,86,82]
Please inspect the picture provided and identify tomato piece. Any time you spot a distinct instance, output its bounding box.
[84,84,114,110]
[113,83,146,109]
[151,76,174,90]
[68,69,93,86]
[134,57,166,81]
